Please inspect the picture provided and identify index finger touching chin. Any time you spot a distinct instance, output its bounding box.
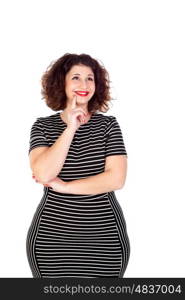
[71,94,77,109]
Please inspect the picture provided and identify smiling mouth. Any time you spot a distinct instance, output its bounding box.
[75,91,89,96]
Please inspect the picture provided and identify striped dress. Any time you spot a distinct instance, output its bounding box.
[26,111,130,278]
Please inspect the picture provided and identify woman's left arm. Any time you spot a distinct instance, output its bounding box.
[38,155,127,195]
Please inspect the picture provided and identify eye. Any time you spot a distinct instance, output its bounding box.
[72,76,94,81]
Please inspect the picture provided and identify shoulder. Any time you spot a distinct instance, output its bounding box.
[95,112,117,124]
[95,113,119,132]
[36,112,58,122]
[32,112,59,126]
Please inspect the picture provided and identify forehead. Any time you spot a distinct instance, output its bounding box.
[67,64,94,76]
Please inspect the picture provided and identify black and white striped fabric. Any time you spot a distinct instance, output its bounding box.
[26,112,130,278]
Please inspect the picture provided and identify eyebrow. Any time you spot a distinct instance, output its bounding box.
[72,73,94,76]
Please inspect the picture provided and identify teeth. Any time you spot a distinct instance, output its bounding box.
[76,91,88,94]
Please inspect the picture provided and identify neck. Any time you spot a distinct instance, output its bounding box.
[75,104,89,114]
[60,107,93,123]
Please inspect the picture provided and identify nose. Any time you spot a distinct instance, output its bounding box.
[79,79,89,90]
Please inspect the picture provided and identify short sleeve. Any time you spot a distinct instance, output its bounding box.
[105,116,127,157]
[28,118,49,155]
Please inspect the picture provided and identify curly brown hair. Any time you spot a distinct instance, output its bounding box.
[41,53,112,113]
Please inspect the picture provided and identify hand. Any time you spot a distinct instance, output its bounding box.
[32,173,68,193]
[44,177,68,193]
[32,173,48,186]
[62,95,88,130]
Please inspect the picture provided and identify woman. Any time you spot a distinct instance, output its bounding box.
[26,53,130,278]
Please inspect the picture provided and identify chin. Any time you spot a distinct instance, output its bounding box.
[77,98,89,101]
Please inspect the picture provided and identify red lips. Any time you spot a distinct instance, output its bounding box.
[75,91,89,96]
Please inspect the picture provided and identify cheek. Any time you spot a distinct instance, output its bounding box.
[65,82,76,93]
[91,83,96,93]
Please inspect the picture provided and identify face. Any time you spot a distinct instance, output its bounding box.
[65,64,95,107]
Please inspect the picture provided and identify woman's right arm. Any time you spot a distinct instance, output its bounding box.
[30,95,87,184]
[29,126,76,184]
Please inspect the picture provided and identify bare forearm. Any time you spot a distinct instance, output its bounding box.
[33,127,75,183]
[65,170,123,195]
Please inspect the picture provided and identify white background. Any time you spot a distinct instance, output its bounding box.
[0,0,184,277]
